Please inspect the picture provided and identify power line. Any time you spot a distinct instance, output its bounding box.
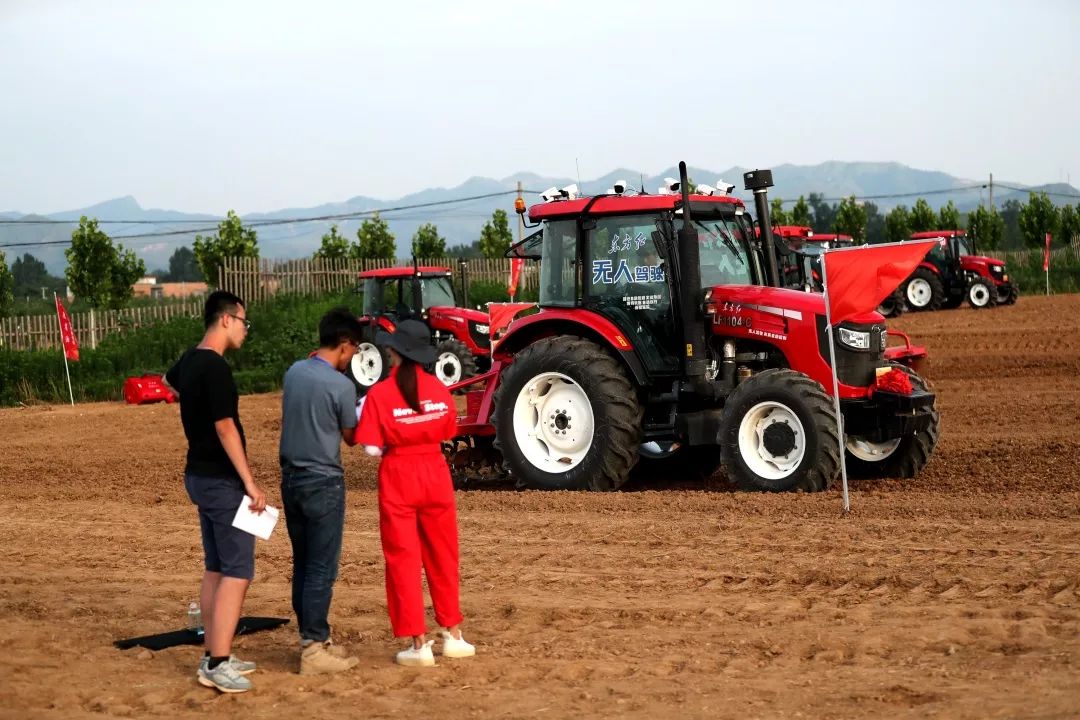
[777,183,988,205]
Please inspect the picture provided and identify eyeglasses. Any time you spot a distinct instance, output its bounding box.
[226,313,251,330]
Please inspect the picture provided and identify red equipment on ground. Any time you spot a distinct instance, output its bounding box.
[901,230,1017,310]
[123,374,176,405]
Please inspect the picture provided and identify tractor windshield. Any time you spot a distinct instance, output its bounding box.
[956,235,974,256]
[695,217,755,286]
[420,276,456,308]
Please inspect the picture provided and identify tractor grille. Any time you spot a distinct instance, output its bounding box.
[816,315,884,388]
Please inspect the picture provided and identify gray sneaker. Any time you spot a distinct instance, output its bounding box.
[197,655,256,676]
[198,660,253,693]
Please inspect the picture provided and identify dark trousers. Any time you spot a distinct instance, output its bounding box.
[281,470,345,644]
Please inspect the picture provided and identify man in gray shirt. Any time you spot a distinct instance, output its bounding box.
[280,307,363,675]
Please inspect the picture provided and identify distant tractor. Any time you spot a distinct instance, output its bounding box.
[349,265,491,391]
[901,230,1017,311]
[445,163,939,493]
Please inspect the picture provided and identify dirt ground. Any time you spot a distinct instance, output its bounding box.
[1,295,1078,719]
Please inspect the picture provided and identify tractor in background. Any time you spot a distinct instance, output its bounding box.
[349,264,491,392]
[900,229,1017,311]
[444,163,939,493]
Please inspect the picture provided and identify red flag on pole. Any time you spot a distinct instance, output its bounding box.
[1043,232,1052,272]
[55,296,79,361]
[508,258,524,298]
[822,240,939,324]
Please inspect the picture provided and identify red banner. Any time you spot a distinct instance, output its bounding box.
[55,296,79,361]
[1043,232,1052,272]
[822,240,938,324]
[508,258,524,298]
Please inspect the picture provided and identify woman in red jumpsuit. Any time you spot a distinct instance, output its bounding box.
[354,320,476,667]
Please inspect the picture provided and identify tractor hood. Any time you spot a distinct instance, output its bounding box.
[707,284,884,325]
[428,306,489,324]
[960,255,1006,271]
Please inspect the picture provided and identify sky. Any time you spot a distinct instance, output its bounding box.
[1,0,1077,215]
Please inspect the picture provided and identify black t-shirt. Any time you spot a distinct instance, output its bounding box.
[166,347,246,479]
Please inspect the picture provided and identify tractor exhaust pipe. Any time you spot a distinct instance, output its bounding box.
[676,161,707,382]
[744,169,781,288]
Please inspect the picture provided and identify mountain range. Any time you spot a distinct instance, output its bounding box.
[3,161,1077,275]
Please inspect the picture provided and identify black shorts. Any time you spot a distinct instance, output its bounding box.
[184,473,256,580]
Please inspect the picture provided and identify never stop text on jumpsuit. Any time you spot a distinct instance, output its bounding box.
[354,365,463,638]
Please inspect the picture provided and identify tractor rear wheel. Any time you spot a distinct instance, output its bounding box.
[719,369,839,492]
[966,278,995,309]
[904,268,944,311]
[843,364,940,479]
[433,338,478,387]
[493,337,642,491]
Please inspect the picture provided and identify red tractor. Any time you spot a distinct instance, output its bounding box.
[349,265,491,391]
[445,163,939,492]
[901,229,1018,311]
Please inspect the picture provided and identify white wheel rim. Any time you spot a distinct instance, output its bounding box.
[736,401,806,480]
[970,284,990,306]
[435,351,463,385]
[907,278,932,307]
[513,371,595,472]
[845,436,902,462]
[350,342,383,386]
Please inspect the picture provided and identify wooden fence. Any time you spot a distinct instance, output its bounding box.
[0,300,204,352]
[984,239,1080,265]
[217,256,539,305]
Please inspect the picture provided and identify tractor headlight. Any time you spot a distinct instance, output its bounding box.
[474,323,489,335]
[838,327,871,350]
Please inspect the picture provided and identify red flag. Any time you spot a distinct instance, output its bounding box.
[1043,232,1052,272]
[508,258,524,298]
[55,296,79,361]
[822,240,938,324]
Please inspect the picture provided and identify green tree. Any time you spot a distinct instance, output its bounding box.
[314,224,351,260]
[64,216,146,310]
[999,199,1023,249]
[1018,192,1060,249]
[193,210,259,286]
[790,196,812,227]
[910,198,937,232]
[11,253,63,298]
[446,240,482,259]
[834,196,868,243]
[411,223,447,258]
[166,246,202,282]
[0,250,14,317]
[938,200,961,230]
[1057,204,1079,246]
[770,198,791,226]
[966,205,1005,251]
[884,205,912,243]
[864,201,885,244]
[808,193,837,234]
[479,209,513,259]
[353,213,396,260]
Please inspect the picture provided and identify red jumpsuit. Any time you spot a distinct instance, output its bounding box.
[354,366,462,637]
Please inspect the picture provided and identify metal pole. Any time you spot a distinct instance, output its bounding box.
[818,252,850,513]
[988,172,994,210]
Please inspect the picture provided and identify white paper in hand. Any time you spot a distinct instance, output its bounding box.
[231,495,280,540]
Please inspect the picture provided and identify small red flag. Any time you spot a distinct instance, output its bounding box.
[1043,232,1052,272]
[55,296,79,361]
[822,240,938,324]
[508,258,524,298]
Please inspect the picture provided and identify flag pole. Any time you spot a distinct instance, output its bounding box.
[54,293,75,406]
[818,251,850,513]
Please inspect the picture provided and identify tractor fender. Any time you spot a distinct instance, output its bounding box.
[493,310,649,386]
[916,261,940,275]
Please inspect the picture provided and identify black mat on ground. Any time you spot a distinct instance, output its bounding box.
[114,616,290,651]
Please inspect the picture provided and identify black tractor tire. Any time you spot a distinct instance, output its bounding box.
[492,337,642,491]
[876,289,906,318]
[347,330,389,397]
[630,443,726,486]
[718,369,840,492]
[998,285,1019,305]
[843,364,940,479]
[904,267,945,312]
[432,338,478,388]
[966,278,995,309]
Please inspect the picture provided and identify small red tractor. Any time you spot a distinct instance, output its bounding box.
[445,163,939,492]
[349,264,491,391]
[901,229,1018,311]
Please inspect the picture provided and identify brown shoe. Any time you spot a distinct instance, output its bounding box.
[300,641,359,675]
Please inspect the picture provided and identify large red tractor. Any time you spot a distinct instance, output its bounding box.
[349,265,491,391]
[901,230,1018,311]
[445,163,939,493]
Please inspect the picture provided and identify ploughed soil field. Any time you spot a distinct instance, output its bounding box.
[1,295,1078,719]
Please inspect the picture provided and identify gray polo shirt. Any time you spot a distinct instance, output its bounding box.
[279,357,357,476]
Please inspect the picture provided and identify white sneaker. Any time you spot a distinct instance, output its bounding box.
[439,630,476,658]
[395,640,436,667]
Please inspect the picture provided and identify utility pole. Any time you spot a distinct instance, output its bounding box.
[988,172,994,210]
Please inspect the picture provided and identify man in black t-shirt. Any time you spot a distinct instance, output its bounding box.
[165,290,267,694]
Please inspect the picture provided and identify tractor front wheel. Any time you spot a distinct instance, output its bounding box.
[493,337,642,491]
[967,278,995,309]
[433,338,478,387]
[347,334,389,395]
[876,288,905,318]
[719,369,839,492]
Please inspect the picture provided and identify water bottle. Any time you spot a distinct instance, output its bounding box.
[187,601,203,636]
